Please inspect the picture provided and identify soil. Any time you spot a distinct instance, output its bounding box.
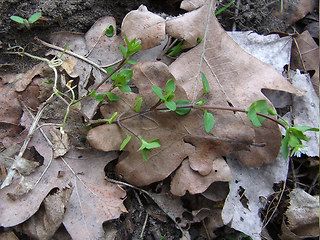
[0,0,318,239]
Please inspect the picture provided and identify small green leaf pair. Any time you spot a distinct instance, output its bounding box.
[138,137,161,161]
[281,125,318,159]
[107,68,133,92]
[120,35,142,59]
[10,12,42,29]
[152,78,177,111]
[90,89,120,102]
[246,99,277,127]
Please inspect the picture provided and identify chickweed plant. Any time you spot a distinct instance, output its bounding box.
[6,35,318,161]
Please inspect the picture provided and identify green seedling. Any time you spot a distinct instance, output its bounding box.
[120,134,132,151]
[167,40,184,57]
[90,89,120,102]
[152,78,177,111]
[215,1,235,15]
[105,25,114,37]
[246,99,276,127]
[138,137,161,161]
[134,96,143,113]
[10,12,42,29]
[120,35,142,59]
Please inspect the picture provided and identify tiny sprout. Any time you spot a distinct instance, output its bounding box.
[10,12,42,29]
[105,25,114,37]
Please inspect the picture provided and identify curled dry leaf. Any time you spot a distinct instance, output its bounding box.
[281,188,319,238]
[180,0,207,11]
[15,185,73,240]
[166,4,208,49]
[121,5,166,50]
[170,159,232,196]
[49,127,70,158]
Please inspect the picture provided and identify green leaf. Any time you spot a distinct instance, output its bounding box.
[127,60,136,65]
[167,40,184,57]
[268,108,277,115]
[246,100,271,127]
[141,149,151,161]
[293,126,319,132]
[165,100,176,111]
[107,112,118,124]
[106,67,115,75]
[119,45,127,58]
[28,12,41,23]
[134,96,143,112]
[118,85,131,92]
[195,99,206,105]
[164,91,175,102]
[89,90,96,97]
[10,16,25,24]
[94,94,105,102]
[175,99,191,115]
[105,92,120,101]
[152,85,165,100]
[138,138,160,151]
[281,132,290,159]
[124,35,142,57]
[114,69,133,84]
[105,25,114,37]
[120,135,132,151]
[165,78,176,93]
[204,110,214,133]
[201,72,210,94]
[288,135,301,148]
[215,1,235,15]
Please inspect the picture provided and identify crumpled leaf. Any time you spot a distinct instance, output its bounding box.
[272,0,315,26]
[48,16,123,98]
[50,128,70,158]
[0,120,126,240]
[170,158,232,196]
[280,188,319,239]
[291,30,319,95]
[15,185,73,240]
[166,5,207,49]
[169,0,302,167]
[180,0,207,11]
[121,5,166,50]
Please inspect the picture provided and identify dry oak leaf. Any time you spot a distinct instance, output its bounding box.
[0,125,126,240]
[121,5,166,50]
[169,0,302,167]
[88,61,247,194]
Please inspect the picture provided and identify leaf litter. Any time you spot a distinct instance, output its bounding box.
[0,0,318,239]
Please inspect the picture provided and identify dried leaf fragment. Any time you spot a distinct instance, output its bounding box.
[121,5,166,50]
[50,128,71,158]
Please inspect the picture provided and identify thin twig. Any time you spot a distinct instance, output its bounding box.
[140,212,149,238]
[35,37,121,74]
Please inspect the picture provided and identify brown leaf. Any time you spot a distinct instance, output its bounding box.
[180,0,207,11]
[169,1,302,167]
[272,0,315,26]
[15,185,73,240]
[170,158,232,196]
[48,16,123,98]
[0,123,126,240]
[291,30,319,95]
[121,5,166,50]
[49,128,70,158]
[166,5,208,48]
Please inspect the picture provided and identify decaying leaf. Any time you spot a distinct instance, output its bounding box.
[0,120,127,240]
[6,177,33,200]
[166,4,207,49]
[281,188,319,239]
[180,0,207,11]
[15,185,73,240]
[291,30,319,95]
[121,5,166,50]
[169,0,302,167]
[50,127,70,158]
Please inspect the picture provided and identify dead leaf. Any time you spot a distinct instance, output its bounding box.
[0,231,19,240]
[121,5,166,50]
[282,188,319,238]
[180,0,207,11]
[48,16,123,98]
[170,158,232,196]
[169,1,302,167]
[166,4,207,49]
[291,30,319,95]
[61,58,76,76]
[15,185,73,240]
[6,177,33,200]
[272,0,315,26]
[0,121,126,240]
[50,128,70,158]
